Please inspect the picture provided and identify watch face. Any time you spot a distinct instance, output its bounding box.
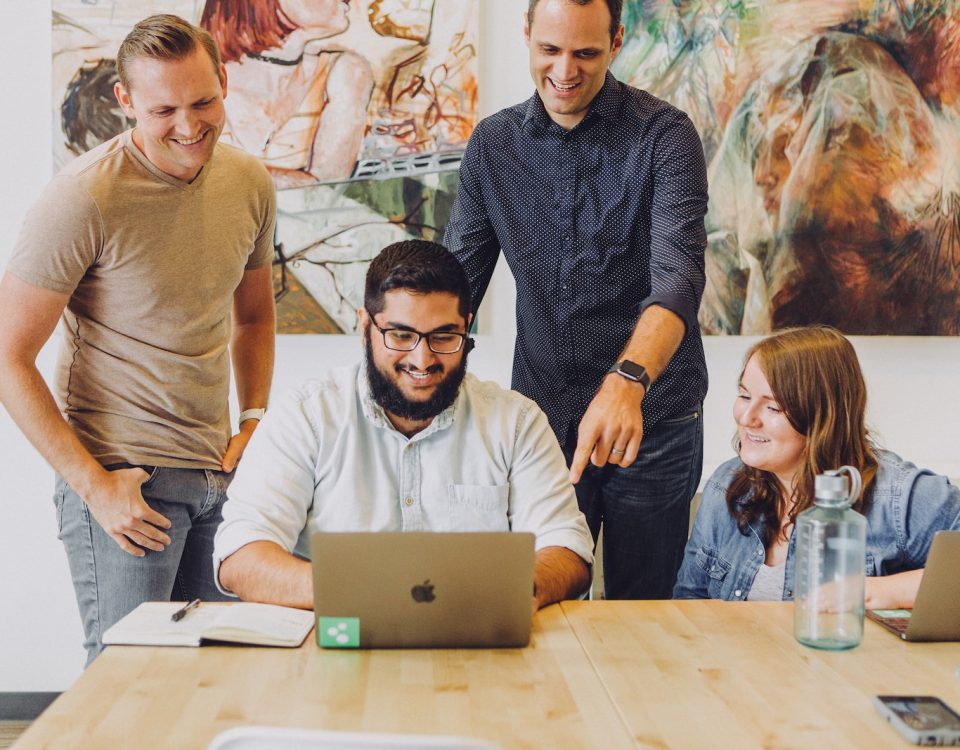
[620,361,646,380]
[615,360,647,386]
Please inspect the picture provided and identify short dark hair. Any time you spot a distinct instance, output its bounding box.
[527,0,622,41]
[364,240,472,320]
[117,14,222,91]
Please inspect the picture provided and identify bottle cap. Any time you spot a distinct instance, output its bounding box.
[815,473,849,500]
[814,466,862,507]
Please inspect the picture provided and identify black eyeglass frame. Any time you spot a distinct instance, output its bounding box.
[368,316,469,354]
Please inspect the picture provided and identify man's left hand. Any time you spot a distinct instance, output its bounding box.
[568,375,645,484]
[221,418,260,473]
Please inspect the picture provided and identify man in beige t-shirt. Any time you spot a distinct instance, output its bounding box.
[0,15,276,661]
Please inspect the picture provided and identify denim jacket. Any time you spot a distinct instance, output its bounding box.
[674,450,960,600]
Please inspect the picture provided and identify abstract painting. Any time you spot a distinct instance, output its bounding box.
[53,0,478,333]
[614,0,960,334]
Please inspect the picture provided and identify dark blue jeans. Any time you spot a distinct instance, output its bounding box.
[55,465,233,663]
[565,406,703,600]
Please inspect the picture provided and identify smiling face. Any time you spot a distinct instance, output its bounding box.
[734,354,807,491]
[114,46,226,182]
[359,289,471,435]
[525,0,623,130]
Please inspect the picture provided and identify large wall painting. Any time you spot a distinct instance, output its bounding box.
[614,0,960,334]
[53,0,478,333]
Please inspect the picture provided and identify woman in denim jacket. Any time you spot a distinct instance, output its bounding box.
[674,326,960,605]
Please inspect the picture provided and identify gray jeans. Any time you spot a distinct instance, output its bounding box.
[55,465,232,663]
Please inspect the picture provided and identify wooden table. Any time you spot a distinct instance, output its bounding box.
[560,600,960,749]
[12,605,633,750]
[14,602,960,749]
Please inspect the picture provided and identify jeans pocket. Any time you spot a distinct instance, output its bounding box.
[104,463,161,488]
[659,409,701,426]
[445,484,510,532]
[139,465,162,488]
[53,476,67,536]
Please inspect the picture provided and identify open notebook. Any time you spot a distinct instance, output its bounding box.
[102,601,314,648]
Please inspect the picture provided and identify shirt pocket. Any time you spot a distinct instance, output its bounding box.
[445,484,510,532]
[695,547,732,599]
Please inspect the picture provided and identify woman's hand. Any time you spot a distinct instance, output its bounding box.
[864,570,925,610]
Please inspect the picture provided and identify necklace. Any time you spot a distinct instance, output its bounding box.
[246,50,304,66]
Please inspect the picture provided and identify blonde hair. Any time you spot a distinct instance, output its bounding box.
[727,325,878,545]
[117,14,222,91]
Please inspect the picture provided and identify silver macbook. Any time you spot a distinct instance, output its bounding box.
[867,530,960,641]
[310,531,535,649]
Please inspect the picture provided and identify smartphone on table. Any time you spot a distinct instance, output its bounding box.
[874,696,960,745]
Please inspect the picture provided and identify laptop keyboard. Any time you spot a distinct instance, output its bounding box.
[869,609,913,638]
[877,617,910,635]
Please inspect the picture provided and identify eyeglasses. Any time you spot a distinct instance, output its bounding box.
[369,317,468,354]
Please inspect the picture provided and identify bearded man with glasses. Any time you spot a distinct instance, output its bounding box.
[213,240,593,611]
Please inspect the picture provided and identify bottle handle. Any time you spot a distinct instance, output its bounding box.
[830,465,863,505]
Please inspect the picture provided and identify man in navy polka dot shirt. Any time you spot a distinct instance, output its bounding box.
[447,0,709,599]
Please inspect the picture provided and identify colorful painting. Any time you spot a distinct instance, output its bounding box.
[614,0,960,335]
[53,0,478,333]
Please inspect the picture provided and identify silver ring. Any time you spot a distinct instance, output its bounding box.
[610,448,626,455]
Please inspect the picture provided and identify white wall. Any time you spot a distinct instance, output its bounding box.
[2,0,959,691]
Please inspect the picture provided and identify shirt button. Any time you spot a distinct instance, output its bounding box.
[734,589,742,597]
[404,497,414,506]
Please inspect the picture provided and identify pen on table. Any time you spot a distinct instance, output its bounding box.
[171,599,201,622]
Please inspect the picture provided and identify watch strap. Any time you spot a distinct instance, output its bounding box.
[607,360,650,390]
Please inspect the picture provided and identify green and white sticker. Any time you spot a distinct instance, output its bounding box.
[318,617,360,648]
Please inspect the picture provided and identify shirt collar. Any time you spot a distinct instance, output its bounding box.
[356,361,461,440]
[523,71,622,134]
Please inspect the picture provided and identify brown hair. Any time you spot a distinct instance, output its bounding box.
[726,325,878,547]
[117,14,222,91]
[201,0,299,64]
[527,0,623,41]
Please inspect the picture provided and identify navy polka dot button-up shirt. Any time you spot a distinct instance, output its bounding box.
[446,72,709,444]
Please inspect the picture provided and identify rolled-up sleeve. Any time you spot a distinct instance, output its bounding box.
[507,402,594,565]
[641,111,708,334]
[213,388,320,594]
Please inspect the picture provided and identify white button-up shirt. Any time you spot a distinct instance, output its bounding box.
[214,364,594,592]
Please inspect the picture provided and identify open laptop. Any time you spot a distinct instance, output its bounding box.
[309,531,535,649]
[867,530,960,641]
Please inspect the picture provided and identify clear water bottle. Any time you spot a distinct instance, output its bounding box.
[793,466,866,650]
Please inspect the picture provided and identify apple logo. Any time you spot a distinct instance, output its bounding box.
[410,579,436,603]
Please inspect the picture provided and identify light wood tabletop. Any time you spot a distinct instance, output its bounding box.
[12,604,634,750]
[560,599,960,749]
[14,601,960,749]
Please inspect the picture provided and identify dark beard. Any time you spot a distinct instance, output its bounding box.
[364,336,468,423]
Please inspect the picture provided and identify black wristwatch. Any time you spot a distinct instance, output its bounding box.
[607,360,650,389]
